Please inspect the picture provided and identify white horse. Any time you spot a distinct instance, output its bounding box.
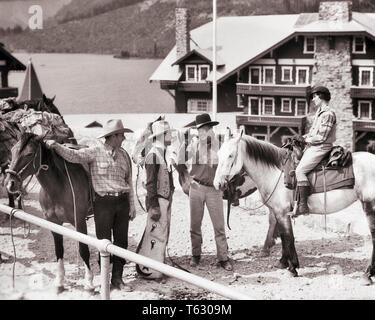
[214,131,375,284]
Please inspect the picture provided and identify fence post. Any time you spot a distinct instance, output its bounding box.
[98,239,112,300]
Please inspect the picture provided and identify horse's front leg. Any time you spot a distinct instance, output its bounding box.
[274,212,299,277]
[52,231,66,293]
[361,201,375,286]
[260,209,278,257]
[77,222,94,292]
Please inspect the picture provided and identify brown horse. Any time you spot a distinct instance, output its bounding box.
[5,132,94,293]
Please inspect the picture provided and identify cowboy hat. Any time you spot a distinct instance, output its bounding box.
[97,119,133,138]
[148,120,175,140]
[195,113,219,129]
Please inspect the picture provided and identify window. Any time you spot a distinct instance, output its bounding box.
[296,66,309,85]
[249,67,261,84]
[281,66,293,82]
[359,67,373,87]
[249,97,261,115]
[253,134,267,141]
[237,95,244,108]
[198,65,209,81]
[186,65,197,81]
[358,100,372,119]
[353,36,366,54]
[263,97,275,115]
[304,37,315,54]
[263,66,275,84]
[187,99,212,113]
[295,99,308,116]
[281,98,292,113]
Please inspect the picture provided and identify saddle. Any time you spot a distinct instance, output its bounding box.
[282,138,354,194]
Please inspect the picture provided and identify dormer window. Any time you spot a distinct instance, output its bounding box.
[185,65,197,81]
[304,36,315,54]
[353,36,366,54]
[198,65,209,81]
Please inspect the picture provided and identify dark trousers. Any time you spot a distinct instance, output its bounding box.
[94,193,130,267]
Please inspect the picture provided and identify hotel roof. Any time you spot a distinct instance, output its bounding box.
[150,12,375,84]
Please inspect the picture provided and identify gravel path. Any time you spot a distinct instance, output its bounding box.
[0,184,374,300]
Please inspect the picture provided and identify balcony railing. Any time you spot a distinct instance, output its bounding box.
[160,81,211,92]
[236,83,311,97]
[353,119,375,132]
[350,86,375,99]
[236,114,307,128]
[0,87,18,98]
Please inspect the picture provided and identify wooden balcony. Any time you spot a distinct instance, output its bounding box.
[0,87,18,98]
[236,83,311,97]
[236,114,307,128]
[353,119,375,132]
[350,86,375,99]
[160,81,211,92]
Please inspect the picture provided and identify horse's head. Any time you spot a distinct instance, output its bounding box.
[5,132,43,194]
[214,131,244,190]
[42,94,61,116]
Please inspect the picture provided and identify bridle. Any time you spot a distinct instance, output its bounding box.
[5,143,49,193]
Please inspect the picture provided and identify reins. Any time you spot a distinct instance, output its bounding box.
[135,164,147,213]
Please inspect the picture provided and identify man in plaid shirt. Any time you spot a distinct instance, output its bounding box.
[295,86,337,215]
[46,119,136,291]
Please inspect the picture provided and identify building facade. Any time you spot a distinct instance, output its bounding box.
[0,43,25,99]
[151,2,375,152]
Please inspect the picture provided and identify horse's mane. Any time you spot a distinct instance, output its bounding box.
[19,132,81,178]
[242,135,284,168]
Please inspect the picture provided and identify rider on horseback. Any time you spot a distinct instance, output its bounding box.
[295,86,337,215]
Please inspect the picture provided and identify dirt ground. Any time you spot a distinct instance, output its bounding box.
[0,180,375,300]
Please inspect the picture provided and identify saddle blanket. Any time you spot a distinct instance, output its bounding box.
[307,165,355,194]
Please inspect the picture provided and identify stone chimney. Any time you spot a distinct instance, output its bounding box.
[318,1,352,22]
[175,8,190,59]
[311,1,354,150]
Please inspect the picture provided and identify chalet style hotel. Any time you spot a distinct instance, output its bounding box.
[150,1,375,153]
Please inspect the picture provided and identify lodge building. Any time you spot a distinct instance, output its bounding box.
[151,1,375,153]
[0,43,26,99]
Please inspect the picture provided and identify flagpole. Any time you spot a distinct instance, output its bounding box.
[212,0,217,121]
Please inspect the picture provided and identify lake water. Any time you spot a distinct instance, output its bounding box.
[8,53,174,114]
[7,53,239,136]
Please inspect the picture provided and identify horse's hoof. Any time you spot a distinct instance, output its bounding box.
[274,261,288,269]
[360,274,373,286]
[56,286,65,294]
[84,287,96,295]
[288,269,298,278]
[258,250,270,258]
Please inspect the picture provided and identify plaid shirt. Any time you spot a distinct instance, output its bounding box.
[52,141,135,207]
[305,105,336,145]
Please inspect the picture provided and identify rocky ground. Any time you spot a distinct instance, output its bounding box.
[0,182,374,300]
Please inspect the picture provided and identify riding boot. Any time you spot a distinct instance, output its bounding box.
[297,184,310,215]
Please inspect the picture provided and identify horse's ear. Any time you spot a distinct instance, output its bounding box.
[42,94,47,101]
[51,95,56,102]
[224,127,232,142]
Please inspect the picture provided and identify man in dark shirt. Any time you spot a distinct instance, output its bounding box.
[187,113,232,271]
[136,119,175,279]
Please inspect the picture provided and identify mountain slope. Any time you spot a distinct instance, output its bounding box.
[2,0,375,57]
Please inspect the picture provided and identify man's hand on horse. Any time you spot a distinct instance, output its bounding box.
[129,206,136,221]
[293,134,305,144]
[44,139,56,149]
[149,207,161,222]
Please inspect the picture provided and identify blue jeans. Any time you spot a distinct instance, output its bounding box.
[189,181,229,261]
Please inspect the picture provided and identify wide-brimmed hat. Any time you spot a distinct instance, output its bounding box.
[97,119,133,138]
[148,120,174,140]
[309,85,331,101]
[195,113,219,129]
